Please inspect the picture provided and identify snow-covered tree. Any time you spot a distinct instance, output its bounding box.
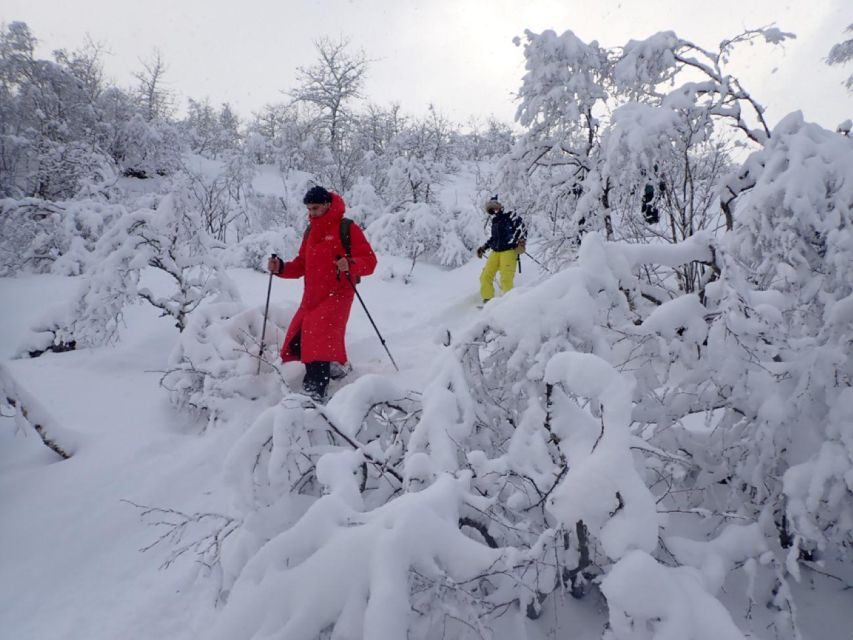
[381,105,458,207]
[827,23,853,92]
[291,37,368,151]
[509,26,793,267]
[356,102,406,157]
[181,99,241,159]
[366,201,444,275]
[0,21,116,199]
[116,112,183,178]
[596,102,733,294]
[721,112,853,564]
[509,28,612,247]
[0,196,124,276]
[177,151,256,243]
[183,98,221,157]
[29,193,240,351]
[457,116,515,161]
[290,37,369,192]
[133,48,175,123]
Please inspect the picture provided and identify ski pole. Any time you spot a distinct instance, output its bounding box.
[257,253,276,375]
[523,251,550,272]
[338,256,399,372]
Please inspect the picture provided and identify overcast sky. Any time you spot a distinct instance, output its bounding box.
[4,0,851,130]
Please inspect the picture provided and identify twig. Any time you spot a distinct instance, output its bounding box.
[313,404,404,484]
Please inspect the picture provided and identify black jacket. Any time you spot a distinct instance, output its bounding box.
[484,211,526,252]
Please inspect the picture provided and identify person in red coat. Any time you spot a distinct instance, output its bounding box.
[267,186,377,401]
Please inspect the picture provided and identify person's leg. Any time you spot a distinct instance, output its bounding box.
[498,250,517,294]
[303,361,331,401]
[479,251,501,301]
[288,332,302,359]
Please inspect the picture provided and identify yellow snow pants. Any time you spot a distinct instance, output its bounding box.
[480,249,518,301]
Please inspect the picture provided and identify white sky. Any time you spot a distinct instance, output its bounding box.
[4,0,851,130]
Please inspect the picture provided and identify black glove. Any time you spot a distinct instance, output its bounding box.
[477,246,487,258]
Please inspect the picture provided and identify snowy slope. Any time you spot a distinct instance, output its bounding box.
[2,249,851,639]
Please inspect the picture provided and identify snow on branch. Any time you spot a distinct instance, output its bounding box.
[161,301,294,429]
[543,352,659,560]
[602,549,749,640]
[213,474,515,640]
[827,23,853,92]
[32,193,241,351]
[0,362,80,459]
[614,232,716,268]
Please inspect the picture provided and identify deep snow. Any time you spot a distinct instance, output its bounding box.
[0,254,541,639]
[2,252,851,639]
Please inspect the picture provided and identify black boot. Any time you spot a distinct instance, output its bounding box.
[303,361,331,402]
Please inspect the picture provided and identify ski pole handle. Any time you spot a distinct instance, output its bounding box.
[268,253,281,275]
[335,254,351,281]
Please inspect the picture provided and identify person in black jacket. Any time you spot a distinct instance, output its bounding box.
[476,197,526,303]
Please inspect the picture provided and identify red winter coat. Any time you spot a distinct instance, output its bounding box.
[277,193,377,364]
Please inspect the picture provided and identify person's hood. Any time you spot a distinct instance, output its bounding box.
[309,192,346,231]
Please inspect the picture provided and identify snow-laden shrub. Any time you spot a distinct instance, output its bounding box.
[162,301,296,429]
[617,116,853,612]
[0,197,126,276]
[26,193,240,351]
[438,232,810,637]
[454,199,490,251]
[114,113,183,178]
[601,527,769,640]
[434,199,485,268]
[430,236,664,613]
[219,228,303,271]
[203,233,784,638]
[724,113,853,560]
[344,175,385,228]
[366,202,441,266]
[214,378,426,617]
[508,26,791,269]
[216,470,516,640]
[172,151,259,243]
[366,201,471,270]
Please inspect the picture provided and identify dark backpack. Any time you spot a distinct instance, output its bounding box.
[303,217,360,282]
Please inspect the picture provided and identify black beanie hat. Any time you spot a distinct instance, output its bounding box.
[303,186,332,204]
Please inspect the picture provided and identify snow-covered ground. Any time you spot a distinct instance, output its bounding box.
[0,254,545,640]
[4,171,853,638]
[3,246,853,638]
